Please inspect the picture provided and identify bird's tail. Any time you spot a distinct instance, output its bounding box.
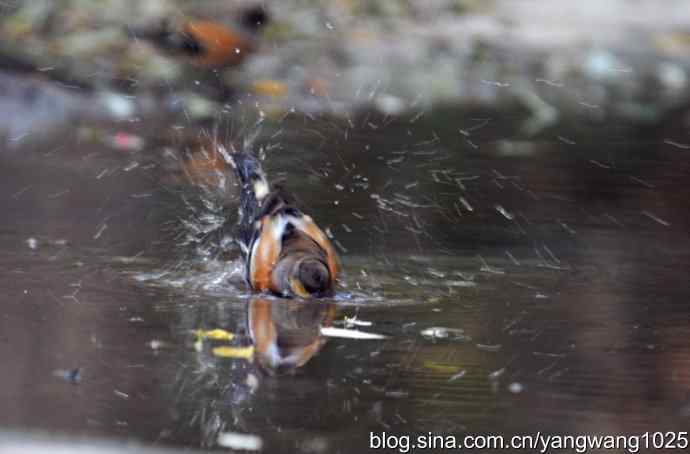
[226,145,270,250]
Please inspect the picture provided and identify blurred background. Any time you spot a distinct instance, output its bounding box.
[1,1,689,453]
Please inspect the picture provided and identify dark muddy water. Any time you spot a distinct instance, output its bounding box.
[1,107,689,453]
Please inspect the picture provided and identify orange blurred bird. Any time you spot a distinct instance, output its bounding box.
[226,146,339,298]
[133,5,269,68]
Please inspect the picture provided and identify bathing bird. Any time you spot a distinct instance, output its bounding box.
[227,146,339,298]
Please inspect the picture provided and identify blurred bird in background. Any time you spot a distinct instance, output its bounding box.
[130,4,269,68]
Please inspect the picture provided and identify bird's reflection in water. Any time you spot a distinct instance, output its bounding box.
[180,296,337,447]
[248,296,336,374]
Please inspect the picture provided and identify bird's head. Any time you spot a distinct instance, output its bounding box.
[240,5,270,32]
[272,254,333,299]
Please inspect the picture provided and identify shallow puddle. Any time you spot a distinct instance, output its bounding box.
[1,108,688,452]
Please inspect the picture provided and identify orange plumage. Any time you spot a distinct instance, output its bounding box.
[132,5,269,68]
[182,20,253,67]
[230,147,340,299]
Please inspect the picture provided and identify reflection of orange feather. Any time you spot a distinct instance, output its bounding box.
[249,299,276,354]
[293,340,323,367]
[184,21,252,67]
[249,297,337,369]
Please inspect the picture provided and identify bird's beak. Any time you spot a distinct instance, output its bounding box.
[289,277,311,298]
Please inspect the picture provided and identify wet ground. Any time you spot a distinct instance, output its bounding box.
[1,106,689,453]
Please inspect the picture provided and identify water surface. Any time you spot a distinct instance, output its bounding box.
[1,109,688,452]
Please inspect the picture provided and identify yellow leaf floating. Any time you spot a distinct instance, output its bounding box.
[204,329,235,341]
[251,80,288,97]
[213,346,254,360]
[194,329,235,341]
